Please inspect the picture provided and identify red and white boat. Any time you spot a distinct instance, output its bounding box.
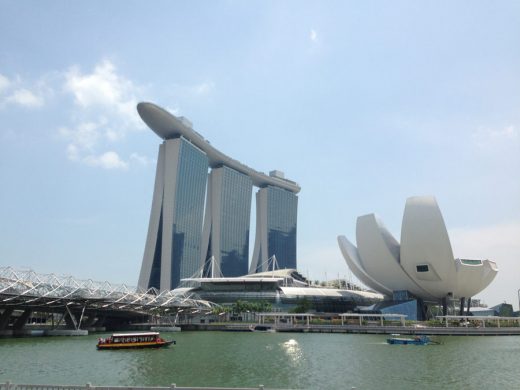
[96,332,175,350]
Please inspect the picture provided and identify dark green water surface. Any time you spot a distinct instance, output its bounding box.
[1,332,519,389]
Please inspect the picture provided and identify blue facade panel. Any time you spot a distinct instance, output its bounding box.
[381,300,418,321]
[171,138,209,288]
[266,186,298,270]
[218,167,252,277]
[393,290,412,301]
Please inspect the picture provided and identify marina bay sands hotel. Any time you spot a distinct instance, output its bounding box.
[137,103,300,291]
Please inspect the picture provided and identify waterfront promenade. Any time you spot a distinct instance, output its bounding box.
[0,383,283,390]
[181,322,520,336]
[174,311,520,336]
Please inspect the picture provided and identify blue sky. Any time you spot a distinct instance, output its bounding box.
[1,1,519,308]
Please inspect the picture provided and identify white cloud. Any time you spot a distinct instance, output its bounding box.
[66,144,80,161]
[66,61,129,107]
[191,81,215,96]
[310,29,318,43]
[472,125,519,151]
[0,74,10,93]
[3,60,213,170]
[450,221,520,309]
[59,119,134,169]
[59,60,151,169]
[83,151,128,170]
[64,60,142,128]
[130,152,152,166]
[59,120,103,152]
[0,73,46,108]
[165,106,181,116]
[6,88,44,107]
[105,127,123,142]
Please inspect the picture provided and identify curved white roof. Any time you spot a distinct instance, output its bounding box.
[400,196,457,297]
[355,214,433,299]
[454,259,498,297]
[137,102,300,193]
[337,235,392,295]
[338,196,498,300]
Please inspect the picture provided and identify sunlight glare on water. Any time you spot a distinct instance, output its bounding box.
[281,339,303,364]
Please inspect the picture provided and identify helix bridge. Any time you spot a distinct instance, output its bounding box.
[0,266,216,333]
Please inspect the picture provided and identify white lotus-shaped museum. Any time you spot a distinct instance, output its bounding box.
[337,196,498,301]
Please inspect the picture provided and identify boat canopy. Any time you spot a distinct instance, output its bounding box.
[112,332,159,337]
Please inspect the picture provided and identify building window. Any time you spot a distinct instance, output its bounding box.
[460,259,482,265]
[416,265,429,273]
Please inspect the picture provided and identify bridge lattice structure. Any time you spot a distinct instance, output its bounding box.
[0,266,216,316]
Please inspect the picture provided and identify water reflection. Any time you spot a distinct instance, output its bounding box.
[281,338,303,364]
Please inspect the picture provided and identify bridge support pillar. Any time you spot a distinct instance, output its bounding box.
[0,308,14,330]
[63,309,78,329]
[13,309,32,330]
[466,297,472,315]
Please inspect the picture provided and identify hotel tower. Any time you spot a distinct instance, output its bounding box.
[137,103,300,291]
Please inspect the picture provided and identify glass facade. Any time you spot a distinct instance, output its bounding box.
[381,300,419,321]
[266,186,298,269]
[147,209,163,289]
[214,167,252,277]
[140,132,299,291]
[171,138,209,288]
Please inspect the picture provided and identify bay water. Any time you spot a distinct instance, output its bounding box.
[1,332,519,389]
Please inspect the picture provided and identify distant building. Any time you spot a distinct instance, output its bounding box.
[323,279,363,290]
[468,304,514,317]
[489,303,514,317]
[137,102,300,291]
[469,299,486,308]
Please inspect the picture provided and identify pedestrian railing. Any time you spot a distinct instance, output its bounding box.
[0,383,277,390]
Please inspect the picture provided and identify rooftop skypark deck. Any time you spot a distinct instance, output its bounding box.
[137,102,301,194]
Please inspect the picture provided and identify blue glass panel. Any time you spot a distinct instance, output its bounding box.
[147,209,163,289]
[266,186,298,269]
[170,138,209,288]
[207,167,252,277]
